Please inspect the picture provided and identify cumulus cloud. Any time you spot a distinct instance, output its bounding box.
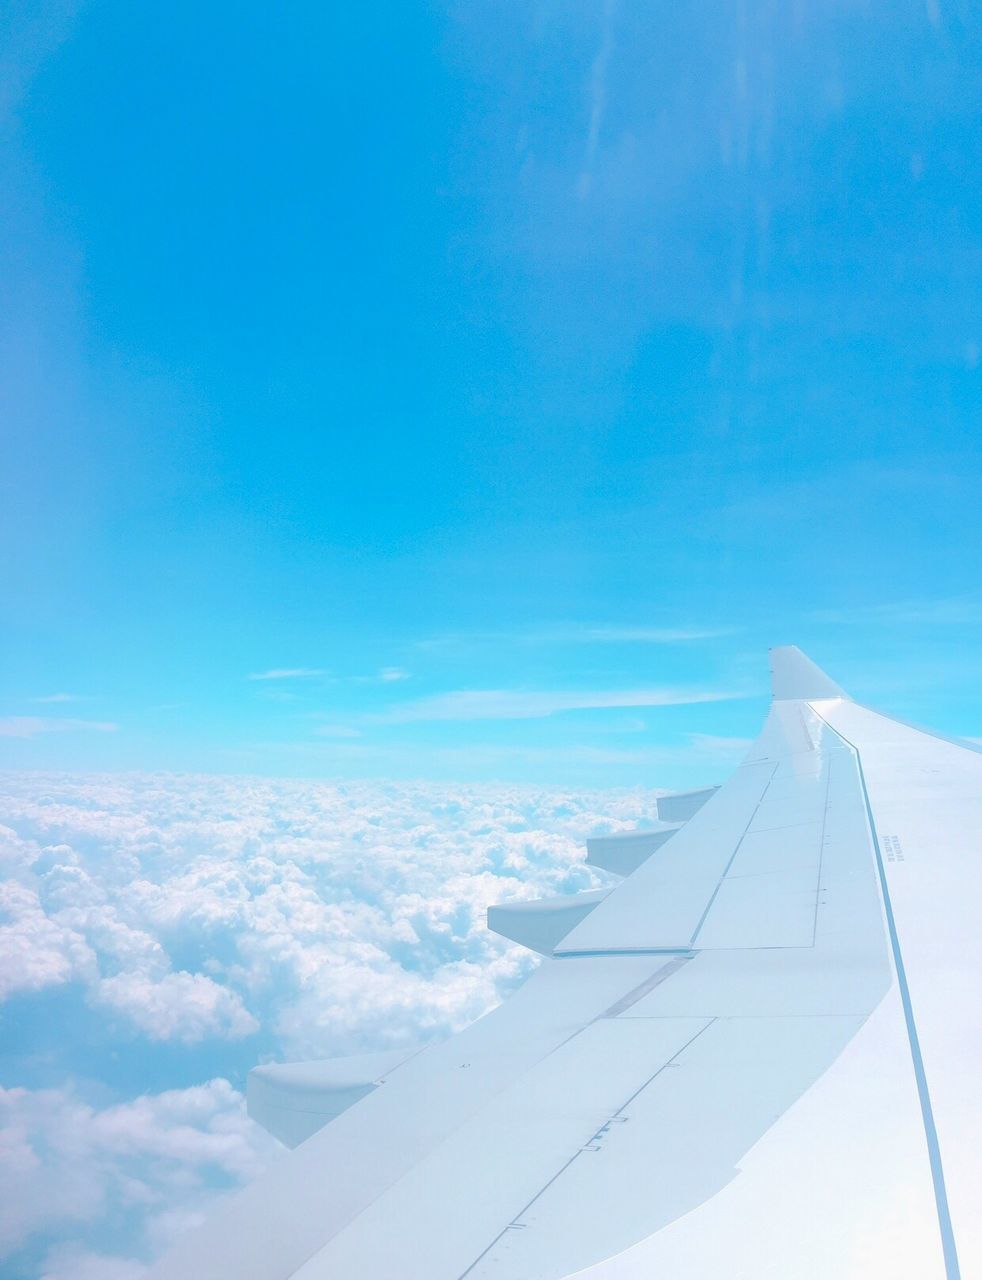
[0,769,662,1270]
[0,772,661,1051]
[0,1078,276,1266]
[94,971,259,1044]
[0,879,96,999]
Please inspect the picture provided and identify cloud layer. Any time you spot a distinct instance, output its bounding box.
[0,769,660,1273]
[0,1077,277,1278]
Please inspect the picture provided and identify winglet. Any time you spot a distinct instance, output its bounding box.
[769,646,848,701]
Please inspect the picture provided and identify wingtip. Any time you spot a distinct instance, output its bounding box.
[769,646,849,701]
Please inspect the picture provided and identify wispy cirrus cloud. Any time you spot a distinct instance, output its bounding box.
[377,685,743,724]
[31,692,85,704]
[577,0,616,198]
[249,667,410,684]
[686,733,755,759]
[811,595,982,627]
[312,723,363,739]
[226,735,746,782]
[577,626,735,643]
[0,717,117,739]
[247,668,327,681]
[417,623,734,651]
[340,668,413,686]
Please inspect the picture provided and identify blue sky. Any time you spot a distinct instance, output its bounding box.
[2,0,981,788]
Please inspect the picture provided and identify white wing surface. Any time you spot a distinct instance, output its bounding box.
[150,648,980,1279]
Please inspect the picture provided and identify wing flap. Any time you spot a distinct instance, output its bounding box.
[487,888,611,955]
[585,827,681,876]
[292,1018,710,1280]
[149,954,671,1280]
[247,1048,418,1148]
[464,1015,865,1280]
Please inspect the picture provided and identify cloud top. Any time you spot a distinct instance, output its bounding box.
[0,768,662,1272]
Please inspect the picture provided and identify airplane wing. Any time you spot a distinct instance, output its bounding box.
[149,648,980,1279]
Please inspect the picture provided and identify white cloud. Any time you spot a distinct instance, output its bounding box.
[417,623,735,650]
[378,685,741,723]
[342,668,413,686]
[0,769,665,1268]
[32,693,84,705]
[312,723,363,738]
[40,1246,148,1280]
[0,879,96,999]
[579,626,735,643]
[94,971,259,1044]
[247,668,326,681]
[0,717,117,739]
[811,595,982,627]
[0,1079,277,1264]
[0,770,652,1053]
[248,667,409,689]
[579,0,615,194]
[685,733,755,759]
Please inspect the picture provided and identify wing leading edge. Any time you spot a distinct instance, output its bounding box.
[149,649,979,1279]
